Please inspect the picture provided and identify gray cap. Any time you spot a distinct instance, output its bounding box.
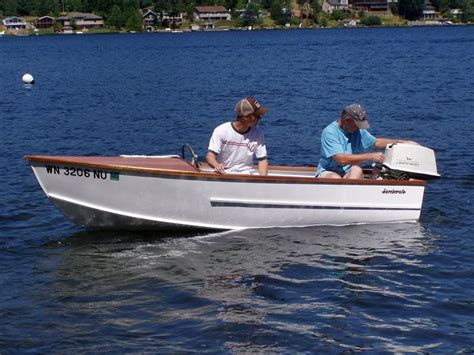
[343,103,369,129]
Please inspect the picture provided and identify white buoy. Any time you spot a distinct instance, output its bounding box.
[22,73,35,84]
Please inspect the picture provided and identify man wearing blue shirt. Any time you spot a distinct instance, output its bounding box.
[317,103,417,179]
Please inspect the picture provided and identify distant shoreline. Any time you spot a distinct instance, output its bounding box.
[1,22,472,38]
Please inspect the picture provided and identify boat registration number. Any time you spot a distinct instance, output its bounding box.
[45,164,119,181]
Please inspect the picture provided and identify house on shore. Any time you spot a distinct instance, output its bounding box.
[56,13,104,29]
[449,8,462,19]
[193,6,231,29]
[422,0,440,20]
[143,9,186,28]
[234,7,270,19]
[351,0,392,13]
[143,9,158,31]
[35,16,55,29]
[2,16,27,30]
[143,9,158,27]
[322,0,350,14]
[161,12,186,26]
[61,26,74,34]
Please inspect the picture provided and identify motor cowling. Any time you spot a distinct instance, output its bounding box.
[380,143,440,180]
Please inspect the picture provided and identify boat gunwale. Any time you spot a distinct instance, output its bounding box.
[24,155,427,187]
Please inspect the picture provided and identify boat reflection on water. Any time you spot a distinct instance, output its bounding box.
[55,223,435,276]
[47,223,438,352]
[57,222,435,269]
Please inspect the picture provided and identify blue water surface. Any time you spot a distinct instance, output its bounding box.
[1,27,473,352]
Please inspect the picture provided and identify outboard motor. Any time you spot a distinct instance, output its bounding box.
[377,143,440,180]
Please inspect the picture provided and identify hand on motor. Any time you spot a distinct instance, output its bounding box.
[214,163,226,174]
[371,152,385,163]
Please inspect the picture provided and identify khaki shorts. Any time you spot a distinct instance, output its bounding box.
[318,170,343,178]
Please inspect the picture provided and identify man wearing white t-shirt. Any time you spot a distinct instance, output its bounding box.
[206,97,269,175]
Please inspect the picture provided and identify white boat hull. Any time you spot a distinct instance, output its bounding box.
[27,156,426,230]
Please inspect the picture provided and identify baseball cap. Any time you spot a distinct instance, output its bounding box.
[343,103,369,129]
[235,97,269,117]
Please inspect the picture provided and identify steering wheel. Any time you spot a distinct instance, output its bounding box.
[181,144,200,170]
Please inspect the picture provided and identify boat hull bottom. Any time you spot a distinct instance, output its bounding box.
[49,196,420,231]
[50,197,220,231]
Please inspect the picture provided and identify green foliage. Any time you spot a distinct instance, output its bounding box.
[53,21,62,32]
[271,0,291,25]
[330,10,350,21]
[241,1,260,26]
[16,0,60,16]
[0,0,17,16]
[108,4,124,29]
[125,9,142,31]
[270,0,283,20]
[398,0,424,20]
[462,0,474,21]
[311,0,322,15]
[290,16,301,26]
[64,0,85,13]
[314,12,328,26]
[437,0,451,13]
[235,0,248,10]
[390,3,399,15]
[361,15,382,25]
[0,0,472,24]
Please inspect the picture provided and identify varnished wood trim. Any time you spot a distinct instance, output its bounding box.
[198,163,316,172]
[24,155,426,186]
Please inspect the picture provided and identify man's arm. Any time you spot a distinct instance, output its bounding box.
[374,138,418,150]
[258,158,268,176]
[206,151,226,174]
[333,152,384,165]
[334,138,419,165]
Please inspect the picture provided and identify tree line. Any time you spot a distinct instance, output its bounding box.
[1,0,473,25]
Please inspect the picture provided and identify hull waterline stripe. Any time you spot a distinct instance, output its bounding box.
[210,201,420,211]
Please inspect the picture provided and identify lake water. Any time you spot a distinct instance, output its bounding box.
[1,27,473,352]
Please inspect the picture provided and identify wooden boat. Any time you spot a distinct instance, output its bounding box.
[24,145,431,231]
